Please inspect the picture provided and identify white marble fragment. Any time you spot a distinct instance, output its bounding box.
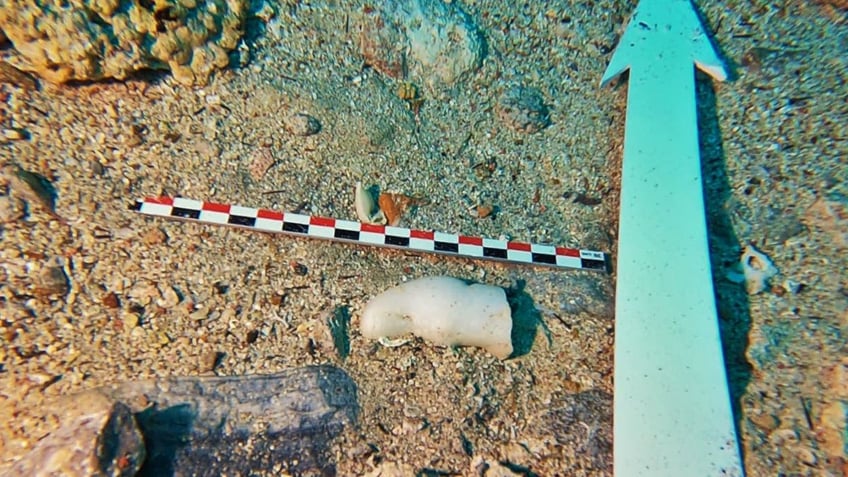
[360,276,513,359]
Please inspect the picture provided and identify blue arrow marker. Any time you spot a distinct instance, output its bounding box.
[601,0,743,476]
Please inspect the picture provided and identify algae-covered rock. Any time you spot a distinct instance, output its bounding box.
[358,0,485,93]
[0,0,247,85]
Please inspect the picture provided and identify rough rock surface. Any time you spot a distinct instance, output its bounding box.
[496,85,551,134]
[1,391,145,477]
[0,0,247,85]
[358,0,485,92]
[100,365,358,476]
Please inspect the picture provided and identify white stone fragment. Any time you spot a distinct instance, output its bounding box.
[360,276,513,359]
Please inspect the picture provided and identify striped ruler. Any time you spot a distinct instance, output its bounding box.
[130,196,609,272]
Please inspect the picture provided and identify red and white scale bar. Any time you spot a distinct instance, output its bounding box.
[130,196,609,272]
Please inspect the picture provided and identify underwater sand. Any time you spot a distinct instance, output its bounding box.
[0,1,846,475]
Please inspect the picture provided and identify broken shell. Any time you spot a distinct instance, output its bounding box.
[379,192,422,226]
[355,182,386,225]
[378,336,410,347]
[378,192,403,226]
[741,244,778,294]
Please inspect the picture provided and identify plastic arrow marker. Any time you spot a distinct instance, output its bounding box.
[602,0,743,476]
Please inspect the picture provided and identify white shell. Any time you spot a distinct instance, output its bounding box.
[740,245,778,294]
[360,276,513,359]
[354,182,387,225]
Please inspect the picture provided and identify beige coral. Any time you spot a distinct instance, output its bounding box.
[0,0,247,85]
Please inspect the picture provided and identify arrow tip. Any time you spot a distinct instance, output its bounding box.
[600,0,728,87]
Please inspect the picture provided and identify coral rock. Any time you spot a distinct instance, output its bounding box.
[358,0,484,92]
[0,0,247,85]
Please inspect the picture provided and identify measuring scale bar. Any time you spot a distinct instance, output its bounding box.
[130,196,609,272]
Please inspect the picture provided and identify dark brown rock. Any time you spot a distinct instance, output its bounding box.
[101,365,358,476]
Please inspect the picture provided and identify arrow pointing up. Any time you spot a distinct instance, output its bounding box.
[601,1,743,476]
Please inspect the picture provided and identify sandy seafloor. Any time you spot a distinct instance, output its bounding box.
[0,0,846,475]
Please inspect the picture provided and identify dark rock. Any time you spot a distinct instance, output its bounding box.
[101,365,358,476]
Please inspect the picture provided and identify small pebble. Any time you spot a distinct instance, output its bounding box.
[157,285,181,308]
[194,140,220,159]
[2,128,24,141]
[141,227,167,246]
[36,265,69,296]
[289,260,308,276]
[285,113,321,136]
[794,446,817,466]
[248,147,275,181]
[102,292,121,309]
[9,165,57,211]
[738,244,778,295]
[474,203,494,219]
[0,195,26,223]
[749,412,780,433]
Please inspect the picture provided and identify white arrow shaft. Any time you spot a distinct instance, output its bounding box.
[614,60,743,475]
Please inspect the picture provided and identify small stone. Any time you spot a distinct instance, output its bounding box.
[123,312,140,329]
[252,0,276,22]
[1,127,24,141]
[36,265,69,296]
[141,227,167,246]
[205,350,226,372]
[194,139,221,159]
[749,412,780,433]
[0,194,26,223]
[157,284,181,308]
[794,446,817,466]
[102,292,121,309]
[285,113,321,136]
[289,260,308,276]
[269,293,284,307]
[248,147,275,181]
[781,278,802,295]
[769,427,799,445]
[474,203,495,219]
[7,165,57,211]
[497,85,551,134]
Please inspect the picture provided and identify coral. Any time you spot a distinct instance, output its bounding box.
[0,0,247,85]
